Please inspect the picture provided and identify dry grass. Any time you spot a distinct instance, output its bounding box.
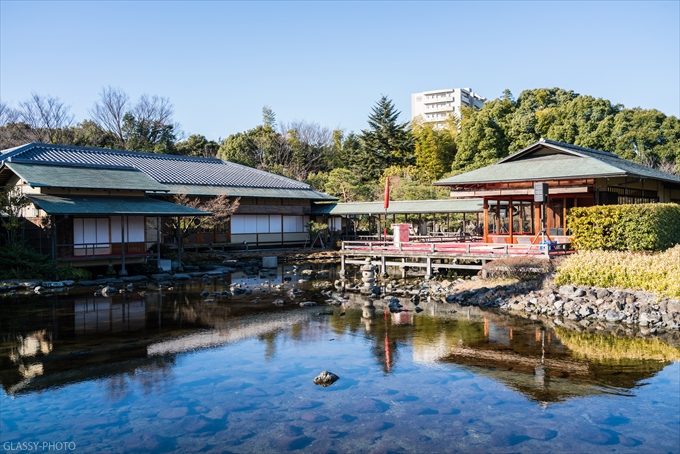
[555,245,680,298]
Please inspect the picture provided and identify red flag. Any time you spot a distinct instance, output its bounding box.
[383,176,390,210]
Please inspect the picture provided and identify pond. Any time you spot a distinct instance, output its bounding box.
[1,272,679,453]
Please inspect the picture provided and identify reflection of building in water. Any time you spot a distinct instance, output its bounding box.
[0,291,320,396]
[8,330,53,380]
[75,298,146,334]
[391,312,413,326]
[411,313,670,403]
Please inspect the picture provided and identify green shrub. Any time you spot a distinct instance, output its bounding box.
[56,266,91,280]
[555,246,680,298]
[0,243,55,279]
[568,203,680,251]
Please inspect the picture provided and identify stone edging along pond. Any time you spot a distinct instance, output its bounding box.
[426,279,680,337]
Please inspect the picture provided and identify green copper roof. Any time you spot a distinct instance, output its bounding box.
[28,195,209,216]
[312,199,483,215]
[435,139,680,186]
[6,162,168,192]
[164,184,336,200]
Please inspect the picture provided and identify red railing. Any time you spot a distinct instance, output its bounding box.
[341,240,553,257]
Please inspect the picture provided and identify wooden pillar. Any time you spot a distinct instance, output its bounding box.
[50,216,57,261]
[508,198,514,244]
[534,202,541,238]
[120,215,127,276]
[380,256,386,276]
[483,200,489,243]
[425,256,432,279]
[156,216,162,271]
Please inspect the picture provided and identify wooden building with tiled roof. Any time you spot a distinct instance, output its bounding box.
[0,143,334,268]
[434,139,680,245]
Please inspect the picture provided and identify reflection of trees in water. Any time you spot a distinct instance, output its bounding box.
[555,328,680,363]
[103,357,175,400]
[259,331,279,361]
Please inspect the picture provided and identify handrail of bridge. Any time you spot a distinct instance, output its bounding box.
[340,240,550,257]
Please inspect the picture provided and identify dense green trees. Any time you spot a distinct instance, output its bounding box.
[452,87,680,173]
[1,87,678,202]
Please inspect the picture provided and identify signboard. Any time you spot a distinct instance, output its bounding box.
[534,182,549,203]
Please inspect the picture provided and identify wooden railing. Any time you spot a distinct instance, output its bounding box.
[340,240,552,257]
[57,242,147,260]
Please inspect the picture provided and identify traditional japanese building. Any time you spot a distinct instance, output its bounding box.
[0,143,334,268]
[434,139,680,245]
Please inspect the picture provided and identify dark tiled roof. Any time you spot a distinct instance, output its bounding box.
[1,143,311,190]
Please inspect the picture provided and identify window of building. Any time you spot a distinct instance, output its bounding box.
[232,214,308,233]
[606,186,659,204]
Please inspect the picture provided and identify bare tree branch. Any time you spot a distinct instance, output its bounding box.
[18,94,74,143]
[0,101,19,126]
[134,94,174,126]
[91,86,129,147]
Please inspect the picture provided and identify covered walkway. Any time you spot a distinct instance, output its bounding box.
[313,199,484,240]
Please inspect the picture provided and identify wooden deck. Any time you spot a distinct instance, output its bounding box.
[340,239,557,277]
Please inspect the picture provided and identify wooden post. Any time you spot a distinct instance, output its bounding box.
[401,258,406,279]
[483,200,489,243]
[120,215,127,276]
[156,216,162,271]
[50,216,57,261]
[425,256,432,279]
[381,256,386,276]
[340,254,346,276]
[508,198,514,244]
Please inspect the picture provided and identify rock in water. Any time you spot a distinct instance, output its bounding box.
[313,370,339,387]
[101,286,116,297]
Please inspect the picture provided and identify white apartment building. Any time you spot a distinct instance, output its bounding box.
[411,88,487,128]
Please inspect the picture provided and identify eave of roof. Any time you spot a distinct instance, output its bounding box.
[312,199,483,215]
[6,162,168,192]
[163,184,336,200]
[28,195,210,216]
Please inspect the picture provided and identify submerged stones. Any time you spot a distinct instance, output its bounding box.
[313,370,339,387]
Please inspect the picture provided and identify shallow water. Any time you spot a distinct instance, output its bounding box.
[1,275,679,453]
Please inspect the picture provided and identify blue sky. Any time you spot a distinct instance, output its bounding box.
[1,1,678,140]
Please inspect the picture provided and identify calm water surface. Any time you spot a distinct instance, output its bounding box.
[1,271,679,453]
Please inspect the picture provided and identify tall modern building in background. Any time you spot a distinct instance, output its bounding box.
[411,88,487,128]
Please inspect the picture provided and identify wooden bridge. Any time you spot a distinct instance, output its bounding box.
[339,239,554,278]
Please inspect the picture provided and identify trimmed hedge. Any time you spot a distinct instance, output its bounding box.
[568,203,680,251]
[554,246,680,298]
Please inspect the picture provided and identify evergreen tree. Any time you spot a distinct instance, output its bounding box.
[359,96,414,179]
